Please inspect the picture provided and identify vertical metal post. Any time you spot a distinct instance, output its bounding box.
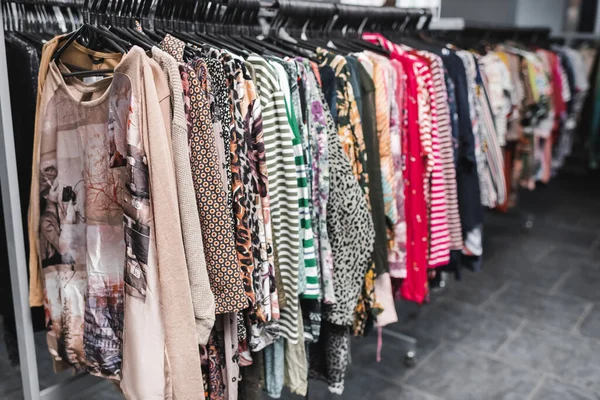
[0,5,42,400]
[594,0,600,34]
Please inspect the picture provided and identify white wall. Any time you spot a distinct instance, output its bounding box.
[441,0,568,33]
[440,0,519,25]
[514,0,568,33]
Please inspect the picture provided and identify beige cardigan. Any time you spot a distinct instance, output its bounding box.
[135,48,205,399]
[151,47,215,345]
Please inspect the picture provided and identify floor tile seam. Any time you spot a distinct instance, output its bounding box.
[413,296,499,334]
[457,341,600,394]
[360,369,444,400]
[399,382,445,400]
[532,245,600,262]
[398,341,446,384]
[455,343,596,393]
[524,374,547,400]
[575,212,600,225]
[559,242,599,257]
[571,302,595,335]
[517,232,594,253]
[524,320,600,348]
[433,295,485,312]
[519,233,598,253]
[476,277,572,300]
[531,253,599,271]
[502,279,595,305]
[492,318,528,356]
[531,244,557,264]
[547,266,576,295]
[535,219,600,236]
[2,388,23,399]
[476,282,510,311]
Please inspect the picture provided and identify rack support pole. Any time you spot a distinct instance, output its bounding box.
[0,6,42,400]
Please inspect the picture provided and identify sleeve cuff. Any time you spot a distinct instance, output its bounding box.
[196,317,216,345]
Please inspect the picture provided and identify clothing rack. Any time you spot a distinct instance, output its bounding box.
[431,21,551,48]
[552,31,600,47]
[1,0,82,4]
[0,1,428,398]
[430,22,569,233]
[0,0,564,398]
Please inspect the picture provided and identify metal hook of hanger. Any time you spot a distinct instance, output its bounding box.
[400,10,413,34]
[300,18,310,41]
[357,16,368,37]
[83,0,92,25]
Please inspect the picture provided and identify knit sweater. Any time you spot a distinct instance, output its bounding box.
[132,48,205,399]
[152,47,215,345]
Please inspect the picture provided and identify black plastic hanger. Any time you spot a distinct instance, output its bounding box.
[51,0,129,78]
[52,24,127,60]
[62,67,114,78]
[137,0,165,43]
[107,0,153,51]
[108,0,154,50]
[225,0,290,56]
[199,0,250,56]
[264,1,325,56]
[113,0,156,48]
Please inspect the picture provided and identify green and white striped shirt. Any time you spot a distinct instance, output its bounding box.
[248,54,300,344]
[269,58,320,301]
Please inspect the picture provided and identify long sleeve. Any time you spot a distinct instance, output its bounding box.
[248,54,300,343]
[151,48,215,344]
[143,59,205,398]
[28,36,66,307]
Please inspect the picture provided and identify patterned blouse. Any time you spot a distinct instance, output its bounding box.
[298,58,335,305]
[247,54,301,344]
[161,36,248,314]
[317,49,371,205]
[363,33,432,304]
[458,51,497,209]
[309,68,374,394]
[317,49,379,336]
[368,54,398,229]
[387,58,409,278]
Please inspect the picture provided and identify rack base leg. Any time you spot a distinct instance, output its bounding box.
[381,329,418,368]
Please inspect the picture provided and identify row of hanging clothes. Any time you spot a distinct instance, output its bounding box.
[0,0,592,398]
[569,36,600,170]
[430,23,593,211]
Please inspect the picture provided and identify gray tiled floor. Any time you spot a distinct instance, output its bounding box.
[2,168,600,399]
[274,167,600,399]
